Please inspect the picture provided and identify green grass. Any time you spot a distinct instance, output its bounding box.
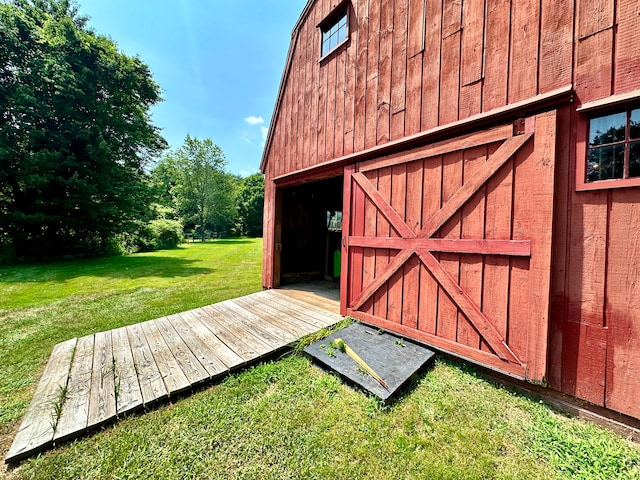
[2,240,640,479]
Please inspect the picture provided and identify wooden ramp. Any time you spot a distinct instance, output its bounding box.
[5,287,342,464]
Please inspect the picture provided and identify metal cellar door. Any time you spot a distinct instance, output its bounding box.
[340,112,557,381]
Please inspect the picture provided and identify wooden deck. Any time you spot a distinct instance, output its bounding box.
[5,286,342,464]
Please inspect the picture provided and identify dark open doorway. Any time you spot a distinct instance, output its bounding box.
[278,175,343,286]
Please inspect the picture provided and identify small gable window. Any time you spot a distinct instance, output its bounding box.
[587,107,640,182]
[319,4,349,59]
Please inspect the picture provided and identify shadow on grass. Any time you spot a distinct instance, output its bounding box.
[97,255,214,279]
[186,238,257,245]
[0,255,214,283]
[0,239,263,283]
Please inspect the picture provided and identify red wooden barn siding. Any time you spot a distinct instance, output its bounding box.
[263,0,573,180]
[262,0,640,419]
[548,0,640,419]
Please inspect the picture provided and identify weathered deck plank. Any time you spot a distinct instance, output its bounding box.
[258,290,342,328]
[205,302,278,352]
[232,296,311,339]
[245,291,328,330]
[279,284,341,314]
[140,320,191,396]
[54,335,94,441]
[170,311,232,376]
[222,299,297,346]
[269,290,344,321]
[111,327,143,415]
[87,331,116,428]
[200,304,272,360]
[6,286,342,464]
[126,323,167,405]
[182,308,245,369]
[155,316,210,385]
[6,338,76,462]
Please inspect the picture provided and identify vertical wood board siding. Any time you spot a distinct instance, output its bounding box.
[262,0,637,179]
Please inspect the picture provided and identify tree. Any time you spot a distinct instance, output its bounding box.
[0,0,166,260]
[159,136,236,240]
[236,173,264,237]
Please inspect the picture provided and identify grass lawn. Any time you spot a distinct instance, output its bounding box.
[2,239,640,479]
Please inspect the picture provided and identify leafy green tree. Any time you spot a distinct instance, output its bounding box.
[160,136,236,240]
[149,157,179,210]
[237,173,264,237]
[0,0,166,260]
[212,171,240,236]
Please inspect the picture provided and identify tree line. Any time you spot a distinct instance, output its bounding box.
[0,0,263,264]
[150,137,264,247]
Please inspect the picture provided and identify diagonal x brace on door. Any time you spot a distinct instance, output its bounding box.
[419,133,533,239]
[351,172,416,239]
[416,249,521,364]
[350,249,415,311]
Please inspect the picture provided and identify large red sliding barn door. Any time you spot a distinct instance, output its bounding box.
[340,112,557,381]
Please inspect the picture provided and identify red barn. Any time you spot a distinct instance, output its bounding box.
[260,0,640,420]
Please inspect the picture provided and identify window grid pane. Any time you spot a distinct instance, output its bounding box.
[631,109,640,140]
[338,24,347,41]
[589,112,626,146]
[587,144,625,182]
[630,141,640,177]
[322,38,331,55]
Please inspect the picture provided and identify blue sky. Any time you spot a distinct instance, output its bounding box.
[78,1,307,176]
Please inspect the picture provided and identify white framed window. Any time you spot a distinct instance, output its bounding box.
[318,2,349,60]
[321,13,347,57]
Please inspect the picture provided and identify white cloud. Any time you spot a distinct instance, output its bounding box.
[244,115,264,125]
[242,117,269,148]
